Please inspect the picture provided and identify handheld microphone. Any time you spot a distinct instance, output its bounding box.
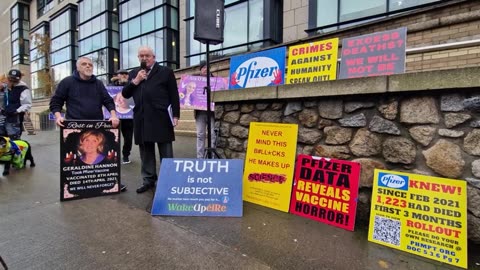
[140,61,147,70]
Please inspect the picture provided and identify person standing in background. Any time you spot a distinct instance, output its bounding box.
[195,61,216,158]
[0,69,32,139]
[122,46,180,194]
[110,69,134,164]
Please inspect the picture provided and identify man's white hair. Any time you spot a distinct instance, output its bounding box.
[137,46,155,56]
[76,56,93,67]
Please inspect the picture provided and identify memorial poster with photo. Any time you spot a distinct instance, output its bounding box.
[178,75,229,111]
[60,120,121,201]
[103,86,135,119]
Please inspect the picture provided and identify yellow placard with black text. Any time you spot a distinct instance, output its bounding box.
[286,38,339,84]
[368,169,467,269]
[242,122,298,212]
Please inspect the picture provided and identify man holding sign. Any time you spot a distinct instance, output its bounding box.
[49,56,125,192]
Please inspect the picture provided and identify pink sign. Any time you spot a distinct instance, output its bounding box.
[178,75,228,111]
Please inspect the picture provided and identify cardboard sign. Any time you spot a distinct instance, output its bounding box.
[287,38,339,84]
[151,158,244,217]
[242,122,298,212]
[339,27,407,79]
[368,169,468,269]
[289,155,361,231]
[103,86,135,119]
[60,120,121,201]
[229,47,286,89]
[178,75,229,111]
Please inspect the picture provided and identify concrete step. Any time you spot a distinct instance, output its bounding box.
[176,109,196,137]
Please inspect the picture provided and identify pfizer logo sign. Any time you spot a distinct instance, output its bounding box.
[379,173,408,190]
[231,57,282,88]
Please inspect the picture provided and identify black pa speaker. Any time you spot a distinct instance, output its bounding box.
[194,0,224,45]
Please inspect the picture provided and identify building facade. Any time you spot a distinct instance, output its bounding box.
[0,0,451,109]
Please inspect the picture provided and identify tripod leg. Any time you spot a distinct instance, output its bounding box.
[0,255,8,270]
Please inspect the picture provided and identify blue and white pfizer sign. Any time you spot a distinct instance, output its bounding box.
[377,171,409,191]
[229,47,286,89]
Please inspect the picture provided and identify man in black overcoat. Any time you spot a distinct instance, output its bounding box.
[122,46,180,193]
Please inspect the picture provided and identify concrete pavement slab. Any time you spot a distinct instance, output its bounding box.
[0,131,478,270]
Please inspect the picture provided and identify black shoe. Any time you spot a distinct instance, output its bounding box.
[122,157,131,164]
[136,184,152,193]
[120,184,127,192]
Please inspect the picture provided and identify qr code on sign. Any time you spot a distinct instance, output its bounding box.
[372,215,401,246]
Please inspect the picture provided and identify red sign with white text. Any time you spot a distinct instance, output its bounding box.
[289,155,361,231]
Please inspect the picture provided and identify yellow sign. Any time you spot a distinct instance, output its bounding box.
[368,169,468,269]
[243,122,298,212]
[286,38,339,84]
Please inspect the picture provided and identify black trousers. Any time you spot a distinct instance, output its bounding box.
[139,141,173,186]
[120,119,134,158]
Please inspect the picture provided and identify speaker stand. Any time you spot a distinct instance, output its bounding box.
[203,43,221,159]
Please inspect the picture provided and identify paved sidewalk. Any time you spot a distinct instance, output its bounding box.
[0,131,478,270]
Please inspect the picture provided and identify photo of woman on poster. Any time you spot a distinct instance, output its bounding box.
[114,93,133,114]
[179,81,197,108]
[78,130,106,165]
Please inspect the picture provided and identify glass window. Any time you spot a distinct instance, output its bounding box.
[22,20,30,29]
[154,31,164,61]
[389,0,440,11]
[141,0,155,12]
[340,0,386,22]
[12,40,19,56]
[128,17,141,38]
[51,12,70,38]
[52,47,70,65]
[128,0,141,18]
[52,61,72,83]
[187,0,194,17]
[128,38,141,68]
[31,57,46,72]
[121,22,128,40]
[112,14,119,32]
[51,33,70,52]
[112,32,119,49]
[142,11,155,34]
[248,0,263,42]
[11,30,19,41]
[120,3,128,21]
[223,2,248,48]
[316,0,337,28]
[11,4,18,22]
[31,72,39,90]
[79,1,84,22]
[120,42,127,68]
[170,8,178,30]
[11,21,19,31]
[155,7,164,29]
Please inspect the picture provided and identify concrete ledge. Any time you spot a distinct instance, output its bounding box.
[278,76,387,99]
[388,67,480,92]
[212,86,278,102]
[213,67,480,103]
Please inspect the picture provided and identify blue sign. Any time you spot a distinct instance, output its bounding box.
[151,158,244,217]
[229,47,286,89]
[377,172,409,191]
